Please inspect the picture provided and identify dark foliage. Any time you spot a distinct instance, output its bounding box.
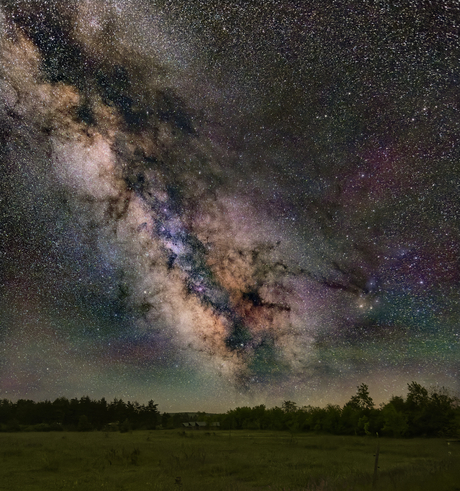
[220,383,459,438]
[0,382,458,437]
[0,396,159,432]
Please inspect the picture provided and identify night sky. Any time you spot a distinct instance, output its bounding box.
[0,0,459,412]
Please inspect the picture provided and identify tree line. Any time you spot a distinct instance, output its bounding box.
[0,382,458,437]
[0,396,160,432]
[219,382,459,437]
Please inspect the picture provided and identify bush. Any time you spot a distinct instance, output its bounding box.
[119,418,132,433]
[77,415,93,432]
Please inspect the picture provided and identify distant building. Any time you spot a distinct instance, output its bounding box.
[182,421,209,430]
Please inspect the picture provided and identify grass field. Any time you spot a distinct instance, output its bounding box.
[0,430,459,490]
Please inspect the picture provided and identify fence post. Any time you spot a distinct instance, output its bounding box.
[372,439,380,490]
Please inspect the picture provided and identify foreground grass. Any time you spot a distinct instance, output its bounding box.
[0,430,459,490]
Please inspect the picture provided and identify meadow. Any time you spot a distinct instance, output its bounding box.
[0,430,459,491]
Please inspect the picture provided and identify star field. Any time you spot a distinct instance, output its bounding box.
[0,0,459,412]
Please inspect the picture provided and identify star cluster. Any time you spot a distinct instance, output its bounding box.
[0,0,459,411]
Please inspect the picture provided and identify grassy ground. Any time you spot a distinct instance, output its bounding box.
[0,430,459,490]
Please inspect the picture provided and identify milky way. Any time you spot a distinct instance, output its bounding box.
[0,0,459,411]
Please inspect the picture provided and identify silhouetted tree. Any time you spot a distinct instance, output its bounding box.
[119,418,132,433]
[161,412,172,429]
[321,405,342,434]
[282,401,297,413]
[0,399,14,425]
[381,403,408,437]
[346,383,374,411]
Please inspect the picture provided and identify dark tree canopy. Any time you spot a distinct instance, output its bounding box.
[0,382,458,437]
